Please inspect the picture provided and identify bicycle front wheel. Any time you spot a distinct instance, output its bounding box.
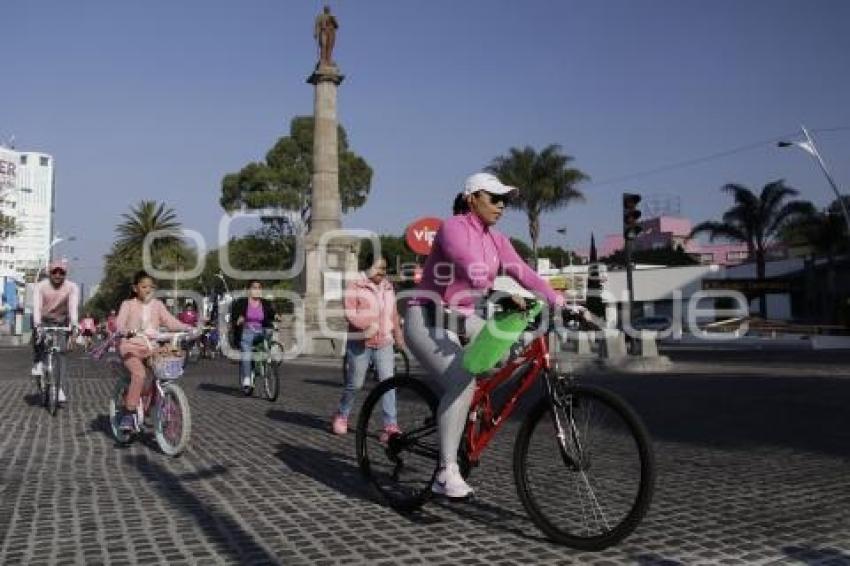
[47,353,61,416]
[356,377,439,512]
[154,383,192,457]
[263,342,282,402]
[514,382,655,551]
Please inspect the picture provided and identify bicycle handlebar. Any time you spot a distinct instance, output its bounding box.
[114,330,194,341]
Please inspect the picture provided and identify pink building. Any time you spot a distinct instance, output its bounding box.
[587,216,774,267]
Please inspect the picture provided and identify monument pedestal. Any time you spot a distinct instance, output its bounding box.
[298,234,359,356]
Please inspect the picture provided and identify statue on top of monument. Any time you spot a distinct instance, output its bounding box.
[314,5,338,67]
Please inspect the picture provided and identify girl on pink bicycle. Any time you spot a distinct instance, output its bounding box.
[115,270,193,431]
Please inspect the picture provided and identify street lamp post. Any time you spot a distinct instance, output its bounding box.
[47,235,76,263]
[778,125,850,235]
[38,235,76,280]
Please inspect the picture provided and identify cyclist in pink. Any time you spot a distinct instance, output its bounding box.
[32,259,80,403]
[177,301,199,327]
[106,310,118,334]
[406,172,565,499]
[79,313,97,348]
[115,270,192,431]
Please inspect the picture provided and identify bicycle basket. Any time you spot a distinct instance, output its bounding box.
[151,354,184,380]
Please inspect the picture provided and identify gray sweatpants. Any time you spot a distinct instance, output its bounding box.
[404,305,484,467]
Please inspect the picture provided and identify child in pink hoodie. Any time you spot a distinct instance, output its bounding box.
[115,270,191,430]
[331,256,405,440]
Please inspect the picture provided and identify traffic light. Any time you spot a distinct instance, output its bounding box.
[622,193,642,240]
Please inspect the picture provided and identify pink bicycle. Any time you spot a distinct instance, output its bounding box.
[93,332,193,456]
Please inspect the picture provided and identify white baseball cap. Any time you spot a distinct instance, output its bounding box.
[463,172,518,196]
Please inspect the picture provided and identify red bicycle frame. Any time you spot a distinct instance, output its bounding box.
[463,331,555,464]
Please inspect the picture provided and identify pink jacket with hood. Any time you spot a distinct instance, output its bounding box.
[344,272,403,349]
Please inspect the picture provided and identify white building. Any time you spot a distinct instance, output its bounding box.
[0,145,55,278]
[535,257,799,328]
[0,146,20,276]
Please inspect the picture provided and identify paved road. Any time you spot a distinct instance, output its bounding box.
[1,347,849,565]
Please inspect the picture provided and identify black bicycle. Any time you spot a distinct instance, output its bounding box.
[35,326,72,416]
[341,345,410,384]
[240,330,282,401]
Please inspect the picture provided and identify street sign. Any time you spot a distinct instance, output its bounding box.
[405,217,442,255]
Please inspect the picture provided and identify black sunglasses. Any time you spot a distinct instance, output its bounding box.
[481,191,510,205]
[50,269,66,275]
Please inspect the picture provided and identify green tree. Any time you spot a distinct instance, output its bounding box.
[87,201,191,316]
[220,116,373,234]
[689,181,812,318]
[509,238,533,262]
[486,145,588,261]
[357,235,418,274]
[115,200,182,255]
[602,246,698,268]
[537,245,581,268]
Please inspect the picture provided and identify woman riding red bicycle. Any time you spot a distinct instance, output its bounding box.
[405,172,565,499]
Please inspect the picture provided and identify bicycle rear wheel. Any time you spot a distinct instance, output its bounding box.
[514,381,655,551]
[356,377,439,512]
[108,376,133,445]
[154,382,192,456]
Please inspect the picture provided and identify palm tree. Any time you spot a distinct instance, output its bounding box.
[113,200,190,289]
[116,200,181,254]
[689,181,812,319]
[486,145,588,262]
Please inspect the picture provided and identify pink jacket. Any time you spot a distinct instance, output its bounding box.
[116,298,189,348]
[344,273,403,349]
[413,212,563,314]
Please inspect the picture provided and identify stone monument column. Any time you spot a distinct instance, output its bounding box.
[299,57,359,355]
[308,64,344,235]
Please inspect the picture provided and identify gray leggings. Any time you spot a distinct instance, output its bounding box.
[404,305,484,467]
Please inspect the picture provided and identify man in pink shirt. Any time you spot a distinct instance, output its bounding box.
[31,259,80,403]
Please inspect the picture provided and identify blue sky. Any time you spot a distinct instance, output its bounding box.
[4,0,850,294]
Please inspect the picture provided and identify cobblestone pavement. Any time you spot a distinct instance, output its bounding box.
[1,346,850,565]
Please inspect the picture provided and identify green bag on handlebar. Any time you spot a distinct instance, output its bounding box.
[462,301,543,375]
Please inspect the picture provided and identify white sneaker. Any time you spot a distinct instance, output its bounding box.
[58,388,67,404]
[242,376,252,388]
[431,463,474,499]
[31,362,43,377]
